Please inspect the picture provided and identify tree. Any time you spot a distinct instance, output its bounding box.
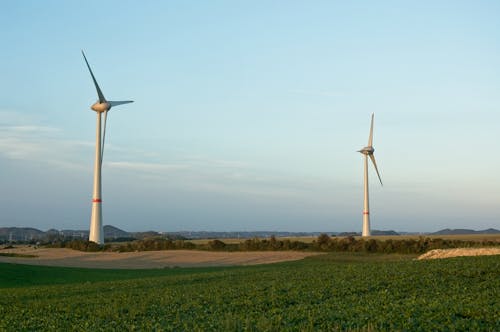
[208,239,226,250]
[316,234,331,250]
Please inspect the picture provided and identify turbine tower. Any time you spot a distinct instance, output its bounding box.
[82,51,133,244]
[358,113,383,237]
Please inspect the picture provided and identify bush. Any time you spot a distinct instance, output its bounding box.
[208,240,226,250]
[314,233,331,250]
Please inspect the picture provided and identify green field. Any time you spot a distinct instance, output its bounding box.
[1,253,499,331]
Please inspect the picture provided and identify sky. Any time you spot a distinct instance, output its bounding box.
[1,1,499,233]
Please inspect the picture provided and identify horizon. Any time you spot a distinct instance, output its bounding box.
[2,224,499,236]
[1,1,500,233]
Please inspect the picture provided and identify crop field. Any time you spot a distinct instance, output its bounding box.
[1,253,499,331]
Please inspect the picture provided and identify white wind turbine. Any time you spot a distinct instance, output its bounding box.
[82,51,133,244]
[358,113,383,237]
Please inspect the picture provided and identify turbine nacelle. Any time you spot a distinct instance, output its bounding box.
[91,101,111,113]
[358,146,374,155]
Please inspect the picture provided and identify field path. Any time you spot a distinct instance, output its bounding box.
[418,247,500,260]
[0,247,319,269]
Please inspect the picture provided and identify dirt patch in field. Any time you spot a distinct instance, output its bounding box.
[417,248,500,260]
[0,247,319,269]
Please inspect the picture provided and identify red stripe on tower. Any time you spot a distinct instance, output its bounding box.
[363,211,369,215]
[92,198,102,203]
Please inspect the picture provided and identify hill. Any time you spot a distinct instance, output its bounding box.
[0,227,45,241]
[431,228,500,235]
[104,225,131,238]
[0,225,132,242]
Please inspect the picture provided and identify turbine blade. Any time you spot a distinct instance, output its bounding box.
[368,113,374,147]
[109,100,134,107]
[369,154,383,186]
[82,50,106,103]
[101,110,108,166]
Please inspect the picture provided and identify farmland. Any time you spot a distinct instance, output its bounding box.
[1,253,499,331]
[190,233,500,245]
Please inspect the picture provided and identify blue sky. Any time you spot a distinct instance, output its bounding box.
[1,1,499,232]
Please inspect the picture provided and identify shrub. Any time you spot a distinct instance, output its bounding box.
[208,240,226,250]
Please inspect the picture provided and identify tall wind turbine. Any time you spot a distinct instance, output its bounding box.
[82,51,133,244]
[358,113,383,237]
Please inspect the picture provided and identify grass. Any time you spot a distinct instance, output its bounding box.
[0,262,238,288]
[1,253,499,331]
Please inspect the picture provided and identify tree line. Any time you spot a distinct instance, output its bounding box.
[44,234,499,254]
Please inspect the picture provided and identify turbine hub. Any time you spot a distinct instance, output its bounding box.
[91,102,111,113]
[358,146,374,155]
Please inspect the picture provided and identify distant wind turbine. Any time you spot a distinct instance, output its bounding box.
[358,113,383,237]
[82,51,133,244]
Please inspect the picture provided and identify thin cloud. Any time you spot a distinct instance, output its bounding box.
[0,111,346,202]
[105,157,339,201]
[0,116,89,170]
[6,125,61,133]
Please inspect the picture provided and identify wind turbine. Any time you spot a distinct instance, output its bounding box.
[82,51,133,244]
[358,113,383,237]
